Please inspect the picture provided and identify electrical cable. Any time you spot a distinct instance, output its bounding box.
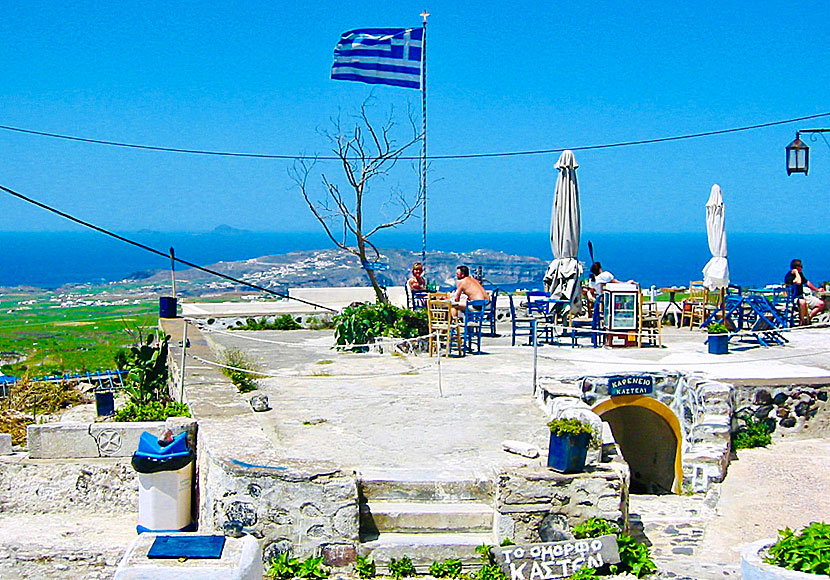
[1,111,828,160]
[0,183,337,312]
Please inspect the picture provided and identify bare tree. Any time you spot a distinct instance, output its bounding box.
[291,100,423,303]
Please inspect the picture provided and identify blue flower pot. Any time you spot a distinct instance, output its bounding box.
[707,333,729,355]
[547,432,590,473]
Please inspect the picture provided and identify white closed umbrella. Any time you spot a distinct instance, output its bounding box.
[543,150,583,315]
[702,184,729,290]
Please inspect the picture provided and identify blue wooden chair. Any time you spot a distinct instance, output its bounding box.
[526,290,550,317]
[508,293,536,346]
[405,285,428,310]
[481,288,500,336]
[462,299,488,353]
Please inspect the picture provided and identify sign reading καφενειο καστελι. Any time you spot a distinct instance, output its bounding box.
[608,375,654,396]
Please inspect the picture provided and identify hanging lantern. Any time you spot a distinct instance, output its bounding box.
[786,134,809,175]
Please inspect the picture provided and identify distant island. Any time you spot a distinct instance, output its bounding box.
[127,247,549,295]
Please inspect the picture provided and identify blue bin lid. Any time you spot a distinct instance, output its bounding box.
[134,431,190,460]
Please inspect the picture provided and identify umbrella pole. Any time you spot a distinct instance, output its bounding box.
[721,288,725,323]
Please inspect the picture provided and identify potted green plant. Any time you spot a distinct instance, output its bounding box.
[706,322,729,355]
[741,522,830,580]
[547,418,598,473]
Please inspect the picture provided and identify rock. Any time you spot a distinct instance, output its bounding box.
[779,417,797,428]
[250,394,270,412]
[794,401,812,417]
[502,440,540,458]
[539,513,574,542]
[753,405,773,420]
[754,389,772,405]
[775,407,790,419]
[817,390,828,402]
[797,393,814,404]
[772,392,789,405]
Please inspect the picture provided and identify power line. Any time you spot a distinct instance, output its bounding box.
[2,111,828,161]
[0,183,337,313]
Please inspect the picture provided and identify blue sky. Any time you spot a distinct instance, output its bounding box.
[1,1,829,235]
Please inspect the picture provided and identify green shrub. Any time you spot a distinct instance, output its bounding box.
[121,330,169,405]
[387,556,416,579]
[233,315,302,331]
[733,415,772,450]
[707,322,729,334]
[333,303,427,349]
[547,418,600,447]
[355,555,376,579]
[114,400,190,422]
[266,552,330,580]
[429,558,462,578]
[468,563,506,580]
[764,522,830,575]
[573,517,656,578]
[220,348,264,393]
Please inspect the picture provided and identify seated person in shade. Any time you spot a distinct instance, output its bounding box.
[407,262,426,291]
[785,258,825,325]
[453,265,488,317]
[588,262,624,297]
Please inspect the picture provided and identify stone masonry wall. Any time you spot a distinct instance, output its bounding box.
[0,458,137,514]
[495,464,629,543]
[730,383,830,438]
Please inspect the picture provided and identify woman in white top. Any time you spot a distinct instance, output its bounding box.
[588,262,619,297]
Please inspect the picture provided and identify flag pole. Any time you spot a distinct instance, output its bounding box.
[420,9,429,267]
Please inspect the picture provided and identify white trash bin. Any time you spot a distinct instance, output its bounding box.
[132,431,195,533]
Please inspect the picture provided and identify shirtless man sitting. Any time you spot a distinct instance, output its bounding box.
[453,265,488,317]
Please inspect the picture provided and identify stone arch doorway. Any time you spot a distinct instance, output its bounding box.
[593,395,683,494]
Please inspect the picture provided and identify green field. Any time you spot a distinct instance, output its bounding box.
[0,290,158,377]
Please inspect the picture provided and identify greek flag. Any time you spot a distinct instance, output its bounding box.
[332,28,423,89]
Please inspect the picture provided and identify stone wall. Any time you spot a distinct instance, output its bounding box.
[199,447,359,562]
[494,464,629,543]
[730,382,830,438]
[0,458,137,514]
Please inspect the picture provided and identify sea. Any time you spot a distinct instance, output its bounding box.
[1,230,828,291]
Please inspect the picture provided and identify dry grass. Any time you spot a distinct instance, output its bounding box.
[0,378,89,445]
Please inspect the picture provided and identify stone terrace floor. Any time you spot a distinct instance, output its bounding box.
[199,322,830,472]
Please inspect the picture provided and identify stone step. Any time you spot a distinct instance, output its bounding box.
[359,468,494,503]
[359,532,494,572]
[361,501,495,535]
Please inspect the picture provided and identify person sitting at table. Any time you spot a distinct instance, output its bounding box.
[408,262,427,292]
[453,265,488,317]
[784,258,825,325]
[588,262,630,298]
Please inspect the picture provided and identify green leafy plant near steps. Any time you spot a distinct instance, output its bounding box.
[266,552,330,580]
[764,522,830,575]
[573,518,657,578]
[469,545,507,580]
[355,555,376,579]
[220,347,264,393]
[732,414,772,450]
[429,558,463,578]
[388,556,417,579]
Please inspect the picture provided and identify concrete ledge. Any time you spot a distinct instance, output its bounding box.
[27,421,180,459]
[0,433,11,455]
[740,538,818,580]
[114,533,262,580]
